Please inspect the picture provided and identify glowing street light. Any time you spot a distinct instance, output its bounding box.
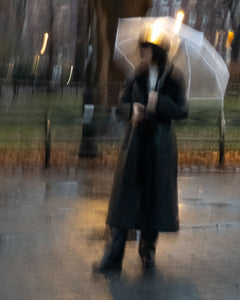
[40,32,49,55]
[174,10,184,34]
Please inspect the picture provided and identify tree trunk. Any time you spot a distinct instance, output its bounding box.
[227,0,240,81]
[73,0,89,83]
[194,0,203,31]
[46,0,54,91]
[181,0,191,25]
[91,0,152,105]
[79,0,152,158]
[231,25,240,61]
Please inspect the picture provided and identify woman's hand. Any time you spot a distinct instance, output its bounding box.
[132,102,145,125]
[146,91,158,113]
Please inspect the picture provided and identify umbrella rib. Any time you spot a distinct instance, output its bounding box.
[188,43,223,100]
[189,97,222,100]
[116,47,135,70]
[183,43,191,100]
[115,17,229,101]
[115,24,135,71]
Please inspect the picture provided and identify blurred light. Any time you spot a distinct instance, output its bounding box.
[141,20,169,52]
[6,63,14,80]
[174,10,184,34]
[149,20,163,45]
[225,31,234,48]
[40,33,49,55]
[31,55,40,75]
[67,66,73,85]
[214,31,219,48]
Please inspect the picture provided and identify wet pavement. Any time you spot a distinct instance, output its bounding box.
[0,169,240,300]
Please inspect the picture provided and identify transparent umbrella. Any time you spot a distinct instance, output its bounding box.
[114,16,230,104]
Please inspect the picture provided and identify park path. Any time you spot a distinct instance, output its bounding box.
[0,169,239,300]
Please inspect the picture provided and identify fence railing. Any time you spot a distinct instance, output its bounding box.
[226,83,240,97]
[0,83,240,169]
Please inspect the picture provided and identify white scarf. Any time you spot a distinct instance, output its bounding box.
[149,65,159,91]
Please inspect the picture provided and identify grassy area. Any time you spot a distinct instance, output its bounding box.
[224,96,240,149]
[0,92,83,167]
[0,92,240,168]
[173,96,240,167]
[0,92,83,142]
[174,99,222,150]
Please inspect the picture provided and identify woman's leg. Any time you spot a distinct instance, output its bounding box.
[93,227,128,273]
[138,229,158,269]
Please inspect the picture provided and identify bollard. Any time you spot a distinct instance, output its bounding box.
[45,113,51,168]
[219,108,225,168]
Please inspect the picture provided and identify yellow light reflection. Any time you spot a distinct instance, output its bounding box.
[149,20,163,45]
[40,32,49,55]
[226,31,234,48]
[174,10,184,34]
[6,63,14,80]
[31,55,40,75]
[67,66,73,85]
[214,31,219,48]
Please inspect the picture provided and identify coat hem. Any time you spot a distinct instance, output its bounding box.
[106,221,179,232]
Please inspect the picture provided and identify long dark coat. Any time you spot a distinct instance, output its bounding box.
[106,64,188,232]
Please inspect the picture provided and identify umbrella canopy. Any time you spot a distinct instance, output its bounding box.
[114,17,230,103]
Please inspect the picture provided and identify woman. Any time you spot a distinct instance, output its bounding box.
[93,30,188,274]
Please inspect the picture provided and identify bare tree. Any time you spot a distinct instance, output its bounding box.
[9,0,27,59]
[0,1,11,59]
[73,0,89,83]
[46,0,54,88]
[222,0,240,81]
[227,0,240,61]
[194,0,204,31]
[78,0,152,157]
[88,0,152,105]
[44,0,64,90]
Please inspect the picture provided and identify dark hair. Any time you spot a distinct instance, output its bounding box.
[139,42,168,70]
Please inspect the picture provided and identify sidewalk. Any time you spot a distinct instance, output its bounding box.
[0,169,239,300]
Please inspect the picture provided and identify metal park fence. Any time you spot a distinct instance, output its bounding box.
[0,81,239,169]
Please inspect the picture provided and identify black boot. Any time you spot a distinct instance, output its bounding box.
[138,240,155,270]
[138,230,158,271]
[92,227,128,275]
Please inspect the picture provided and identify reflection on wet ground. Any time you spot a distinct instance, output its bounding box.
[0,169,239,300]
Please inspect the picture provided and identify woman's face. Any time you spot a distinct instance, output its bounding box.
[139,45,153,65]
